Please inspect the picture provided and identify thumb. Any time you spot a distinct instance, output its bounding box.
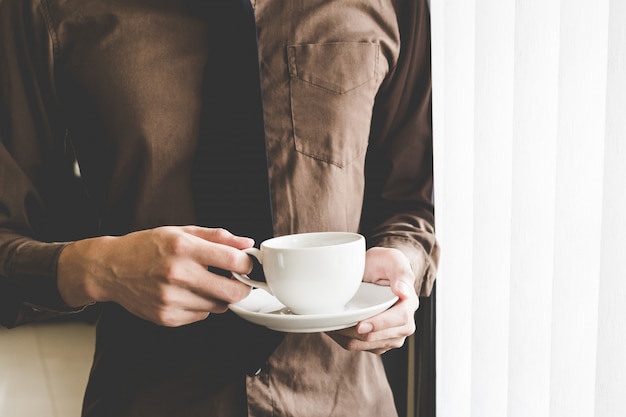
[393,278,415,300]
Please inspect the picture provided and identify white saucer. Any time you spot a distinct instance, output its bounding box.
[228,282,399,333]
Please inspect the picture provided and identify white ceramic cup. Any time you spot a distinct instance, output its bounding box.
[231,232,365,315]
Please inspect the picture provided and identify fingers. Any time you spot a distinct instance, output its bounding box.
[190,266,252,304]
[327,296,419,354]
[145,282,236,327]
[326,331,406,355]
[359,299,417,337]
[327,324,412,355]
[151,258,252,306]
[145,227,254,283]
[90,226,258,327]
[326,247,420,354]
[119,268,251,327]
[131,289,215,328]
[363,247,415,300]
[167,227,256,275]
[182,226,255,249]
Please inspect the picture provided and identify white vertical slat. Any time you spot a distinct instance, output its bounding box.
[433,1,625,416]
[550,0,609,415]
[595,0,626,415]
[432,0,476,416]
[471,0,515,416]
[508,1,561,417]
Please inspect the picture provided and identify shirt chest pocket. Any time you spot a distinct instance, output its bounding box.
[287,42,380,168]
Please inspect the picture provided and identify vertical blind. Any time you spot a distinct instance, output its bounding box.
[430,1,626,416]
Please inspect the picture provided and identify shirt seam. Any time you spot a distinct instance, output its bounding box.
[40,0,60,69]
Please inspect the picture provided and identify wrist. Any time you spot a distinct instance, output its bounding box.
[57,237,110,307]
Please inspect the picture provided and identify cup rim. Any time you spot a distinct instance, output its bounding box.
[260,231,364,250]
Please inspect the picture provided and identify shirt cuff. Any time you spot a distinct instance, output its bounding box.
[1,240,89,327]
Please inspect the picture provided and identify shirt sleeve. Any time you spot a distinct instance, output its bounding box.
[0,0,89,327]
[361,0,439,297]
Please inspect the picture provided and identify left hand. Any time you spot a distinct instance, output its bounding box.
[326,247,419,354]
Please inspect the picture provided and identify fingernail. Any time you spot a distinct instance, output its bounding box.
[358,322,373,334]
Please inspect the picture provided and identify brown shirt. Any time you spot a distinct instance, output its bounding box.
[0,0,438,416]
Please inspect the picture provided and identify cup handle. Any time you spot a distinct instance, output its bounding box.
[231,247,272,294]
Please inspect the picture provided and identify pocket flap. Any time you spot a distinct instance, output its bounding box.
[287,42,378,94]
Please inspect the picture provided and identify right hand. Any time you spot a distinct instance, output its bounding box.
[57,226,255,327]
